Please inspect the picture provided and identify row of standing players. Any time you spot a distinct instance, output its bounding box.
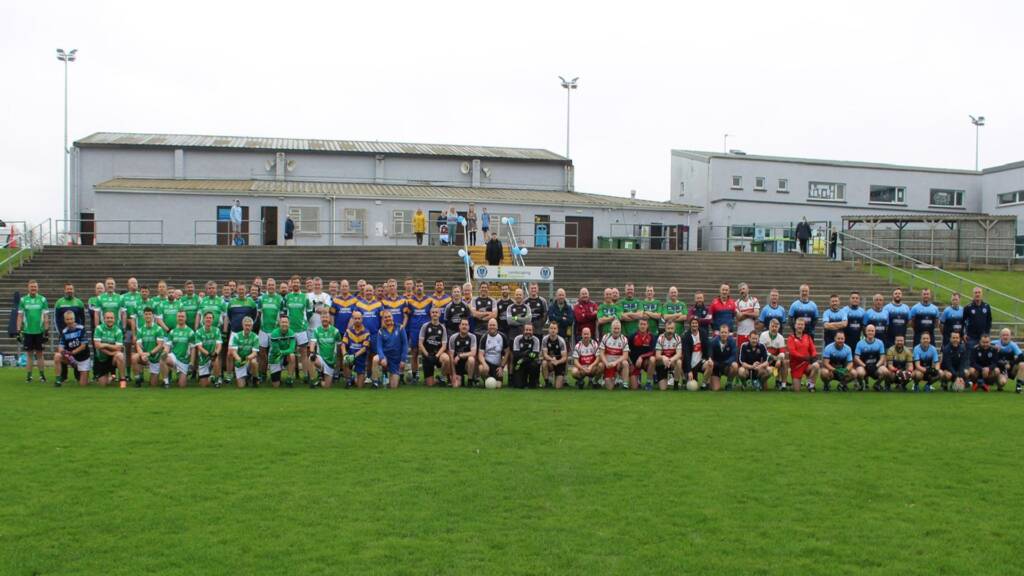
[18,277,1022,392]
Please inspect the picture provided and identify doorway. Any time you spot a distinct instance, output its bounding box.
[79,212,95,246]
[650,223,664,250]
[565,216,593,248]
[533,214,550,247]
[216,205,249,245]
[261,206,278,245]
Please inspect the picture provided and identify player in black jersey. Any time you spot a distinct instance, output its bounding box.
[506,288,531,340]
[494,284,513,338]
[54,310,92,387]
[540,321,568,388]
[447,319,478,388]
[471,282,497,340]
[525,283,549,334]
[418,307,449,387]
[445,287,471,336]
[511,323,542,389]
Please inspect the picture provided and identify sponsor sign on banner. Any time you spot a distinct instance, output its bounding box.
[475,266,555,282]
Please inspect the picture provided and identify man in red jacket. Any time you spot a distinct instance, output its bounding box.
[573,287,598,344]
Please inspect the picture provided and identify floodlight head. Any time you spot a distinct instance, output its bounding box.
[68,48,78,61]
[970,115,986,127]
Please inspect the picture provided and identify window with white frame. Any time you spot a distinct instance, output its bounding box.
[342,208,366,235]
[731,175,743,189]
[808,181,846,201]
[869,185,906,205]
[930,188,965,208]
[287,206,321,234]
[777,178,789,193]
[997,190,1024,206]
[392,210,413,237]
[754,176,766,191]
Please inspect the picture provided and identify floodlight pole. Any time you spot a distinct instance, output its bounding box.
[970,115,985,171]
[57,48,77,228]
[560,76,578,158]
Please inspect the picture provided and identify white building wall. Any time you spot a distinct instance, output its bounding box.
[982,166,1024,232]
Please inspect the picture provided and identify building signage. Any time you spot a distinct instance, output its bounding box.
[474,265,555,282]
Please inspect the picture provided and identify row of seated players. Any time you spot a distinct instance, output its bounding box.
[52,304,1023,393]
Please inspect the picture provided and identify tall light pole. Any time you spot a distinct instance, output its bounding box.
[723,133,732,153]
[969,115,985,171]
[57,48,78,227]
[558,76,578,158]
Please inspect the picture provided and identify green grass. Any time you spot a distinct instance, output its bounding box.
[0,247,32,277]
[1,367,1022,575]
[868,266,1024,320]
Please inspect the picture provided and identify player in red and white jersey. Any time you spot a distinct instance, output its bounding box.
[735,282,761,347]
[758,317,789,389]
[654,321,683,390]
[571,327,602,389]
[599,319,630,390]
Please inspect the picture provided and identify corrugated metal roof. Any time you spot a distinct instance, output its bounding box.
[76,132,568,162]
[95,178,701,212]
[673,149,980,175]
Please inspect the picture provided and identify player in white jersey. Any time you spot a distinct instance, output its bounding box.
[758,318,789,389]
[307,277,332,337]
[599,319,630,390]
[571,327,602,389]
[735,282,761,347]
[654,321,683,390]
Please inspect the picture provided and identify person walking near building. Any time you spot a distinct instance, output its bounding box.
[795,217,812,255]
[412,208,426,246]
[466,204,478,245]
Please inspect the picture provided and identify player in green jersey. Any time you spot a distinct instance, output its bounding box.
[257,277,283,378]
[661,286,689,335]
[157,289,183,332]
[310,312,342,388]
[194,311,223,387]
[640,285,662,332]
[178,281,201,330]
[285,276,314,383]
[164,310,196,388]
[88,282,105,332]
[619,283,642,337]
[597,288,623,337]
[97,278,123,337]
[16,279,49,383]
[268,316,298,387]
[133,307,166,387]
[228,316,260,388]
[93,310,126,388]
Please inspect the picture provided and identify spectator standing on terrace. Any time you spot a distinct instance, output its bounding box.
[413,208,426,246]
[229,200,243,245]
[486,232,503,266]
[284,215,295,246]
[795,217,811,255]
[480,207,491,239]
[446,207,459,245]
[466,204,478,245]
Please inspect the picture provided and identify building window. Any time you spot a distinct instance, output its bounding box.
[287,206,320,234]
[777,178,789,193]
[930,188,965,208]
[679,182,685,198]
[342,208,365,235]
[869,185,906,205]
[754,177,766,191]
[731,176,742,189]
[808,181,846,202]
[998,190,1024,206]
[392,210,413,237]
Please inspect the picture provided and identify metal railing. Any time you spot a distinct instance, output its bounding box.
[57,219,163,245]
[702,221,834,254]
[839,233,1021,269]
[0,220,28,248]
[1,219,53,275]
[838,230,1024,322]
[193,219,368,245]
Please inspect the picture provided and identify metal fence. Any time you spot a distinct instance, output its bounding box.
[56,219,164,245]
[702,221,834,254]
[840,230,1022,269]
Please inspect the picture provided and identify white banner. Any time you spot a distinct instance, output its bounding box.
[474,265,555,282]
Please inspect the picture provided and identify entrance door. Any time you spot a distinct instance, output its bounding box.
[533,214,550,247]
[261,206,278,245]
[429,210,443,246]
[565,216,593,248]
[650,223,664,250]
[79,213,95,246]
[677,225,690,251]
[216,205,249,245]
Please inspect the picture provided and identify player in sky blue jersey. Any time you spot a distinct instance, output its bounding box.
[758,288,787,333]
[854,324,888,391]
[909,288,940,346]
[912,332,940,391]
[821,294,847,347]
[883,288,910,347]
[939,292,965,344]
[841,291,865,344]
[820,331,855,391]
[788,284,819,336]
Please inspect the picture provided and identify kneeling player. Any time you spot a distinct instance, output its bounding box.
[373,311,409,389]
[940,331,969,391]
[54,310,91,387]
[447,319,477,388]
[628,318,656,390]
[418,307,449,387]
[759,319,788,390]
[820,331,855,392]
[134,308,166,387]
[229,317,261,388]
[164,311,195,388]
[912,332,940,392]
[995,328,1024,393]
[709,325,739,391]
[511,323,542,389]
[341,311,370,388]
[854,324,888,391]
[541,321,569,389]
[194,312,223,388]
[654,321,682,390]
[785,318,819,392]
[884,335,914,392]
[310,313,342,388]
[599,320,630,390]
[477,319,509,385]
[571,327,602,389]
[969,334,998,392]
[93,310,127,388]
[268,316,298,388]
[737,327,770,390]
[683,317,713,389]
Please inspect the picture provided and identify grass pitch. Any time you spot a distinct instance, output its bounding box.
[1,368,1022,576]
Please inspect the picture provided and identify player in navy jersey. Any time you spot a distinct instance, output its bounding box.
[788,284,819,337]
[54,310,92,386]
[969,334,998,391]
[909,288,940,347]
[841,291,865,344]
[939,331,969,391]
[883,289,910,348]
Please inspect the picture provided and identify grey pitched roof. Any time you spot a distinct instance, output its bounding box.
[76,132,569,163]
[672,149,981,175]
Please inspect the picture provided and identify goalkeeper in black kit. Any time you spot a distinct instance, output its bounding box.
[511,323,542,389]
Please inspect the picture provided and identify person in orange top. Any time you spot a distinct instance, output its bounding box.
[412,208,426,245]
[785,317,820,392]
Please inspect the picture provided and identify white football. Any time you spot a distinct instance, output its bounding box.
[952,381,965,392]
[485,377,500,389]
[686,379,700,392]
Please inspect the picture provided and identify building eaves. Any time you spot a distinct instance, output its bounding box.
[671,149,981,176]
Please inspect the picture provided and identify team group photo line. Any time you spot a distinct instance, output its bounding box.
[14,273,1023,394]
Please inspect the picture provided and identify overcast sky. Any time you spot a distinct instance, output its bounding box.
[3,0,1021,225]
